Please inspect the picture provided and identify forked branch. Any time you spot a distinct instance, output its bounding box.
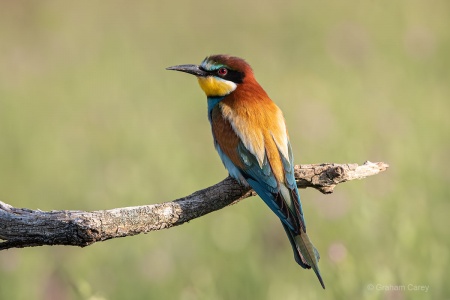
[0,161,388,250]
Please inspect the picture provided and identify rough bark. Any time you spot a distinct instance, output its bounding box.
[0,161,388,250]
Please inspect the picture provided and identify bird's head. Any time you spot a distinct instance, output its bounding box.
[166,54,254,97]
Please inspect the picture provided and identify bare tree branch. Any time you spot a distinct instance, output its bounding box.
[0,161,388,250]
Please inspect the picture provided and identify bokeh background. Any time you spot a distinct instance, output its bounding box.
[0,0,448,299]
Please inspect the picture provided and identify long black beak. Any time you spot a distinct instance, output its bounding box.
[166,64,208,77]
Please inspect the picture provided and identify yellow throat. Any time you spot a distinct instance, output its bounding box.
[197,76,237,97]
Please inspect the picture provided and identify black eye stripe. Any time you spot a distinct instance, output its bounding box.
[201,66,245,84]
[221,68,245,84]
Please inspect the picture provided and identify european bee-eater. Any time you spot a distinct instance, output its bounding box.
[167,55,324,288]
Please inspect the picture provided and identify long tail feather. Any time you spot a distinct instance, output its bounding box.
[282,222,325,289]
[296,231,325,289]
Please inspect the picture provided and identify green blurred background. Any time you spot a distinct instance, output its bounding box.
[0,0,448,299]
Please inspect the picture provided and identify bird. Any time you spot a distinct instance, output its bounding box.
[166,54,325,289]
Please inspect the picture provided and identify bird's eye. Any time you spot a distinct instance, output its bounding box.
[217,68,228,76]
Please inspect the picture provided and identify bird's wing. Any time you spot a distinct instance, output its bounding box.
[211,103,306,234]
[236,140,305,233]
[212,101,324,288]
